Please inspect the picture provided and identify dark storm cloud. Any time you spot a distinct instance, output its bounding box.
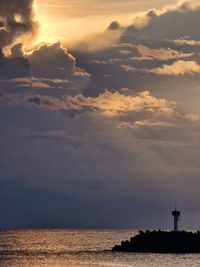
[10,43,24,57]
[119,1,200,47]
[29,43,76,79]
[0,42,90,97]
[133,2,200,42]
[0,102,200,228]
[0,48,30,79]
[107,21,121,31]
[0,0,39,49]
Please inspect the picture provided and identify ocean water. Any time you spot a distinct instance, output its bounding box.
[1,229,200,267]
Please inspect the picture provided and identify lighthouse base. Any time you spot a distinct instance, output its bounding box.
[112,230,200,253]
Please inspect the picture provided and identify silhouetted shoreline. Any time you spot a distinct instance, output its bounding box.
[112,230,200,253]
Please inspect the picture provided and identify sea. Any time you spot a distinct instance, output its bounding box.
[1,229,200,267]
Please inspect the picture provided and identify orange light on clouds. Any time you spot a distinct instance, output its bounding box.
[34,0,178,44]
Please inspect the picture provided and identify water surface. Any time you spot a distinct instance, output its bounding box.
[1,229,200,266]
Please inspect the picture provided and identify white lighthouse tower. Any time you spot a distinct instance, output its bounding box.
[172,206,181,232]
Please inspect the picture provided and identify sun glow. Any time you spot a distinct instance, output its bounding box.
[34,0,178,45]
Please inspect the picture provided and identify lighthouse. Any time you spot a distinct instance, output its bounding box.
[172,207,181,232]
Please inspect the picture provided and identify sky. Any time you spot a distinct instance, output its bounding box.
[34,0,178,41]
[1,0,200,229]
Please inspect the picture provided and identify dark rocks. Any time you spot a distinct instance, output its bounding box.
[112,230,200,253]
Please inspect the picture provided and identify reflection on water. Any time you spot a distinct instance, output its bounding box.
[1,230,200,266]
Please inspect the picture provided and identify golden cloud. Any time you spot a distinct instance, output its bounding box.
[133,45,193,61]
[150,60,200,76]
[0,90,175,118]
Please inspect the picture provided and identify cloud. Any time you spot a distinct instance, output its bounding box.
[68,24,123,52]
[107,21,121,31]
[0,90,174,118]
[132,120,176,128]
[1,93,200,228]
[0,0,39,49]
[150,60,200,76]
[10,43,24,57]
[120,64,137,73]
[132,45,193,61]
[170,38,200,46]
[28,43,91,93]
[68,1,200,98]
[129,1,200,41]
[31,81,51,89]
[29,42,75,79]
[0,48,30,79]
[0,42,90,96]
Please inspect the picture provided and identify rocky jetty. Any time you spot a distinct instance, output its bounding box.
[112,230,200,253]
